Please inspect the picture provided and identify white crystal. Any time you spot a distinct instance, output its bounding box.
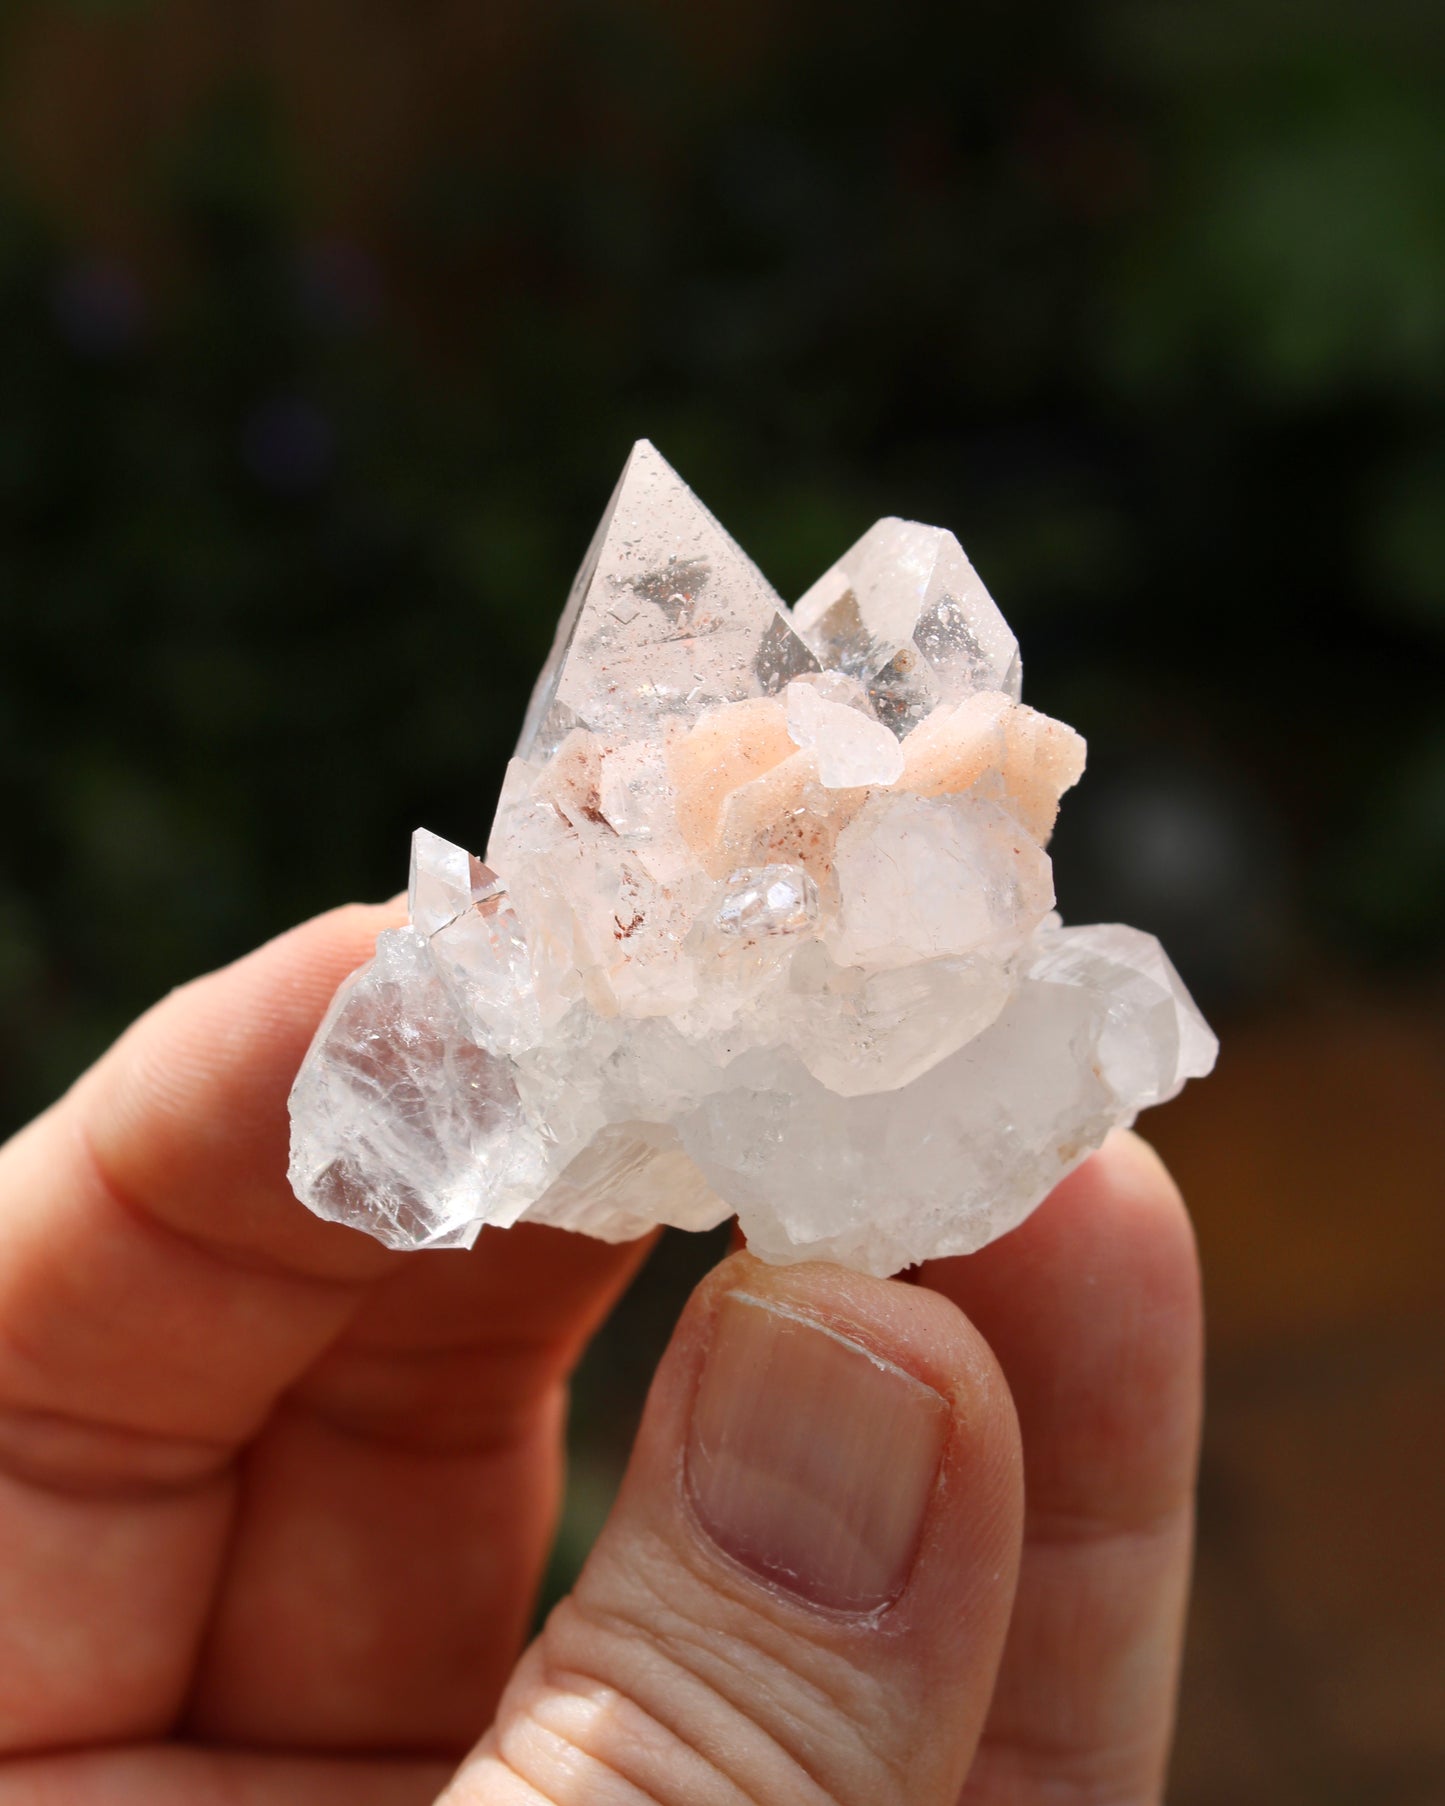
[522,1122,731,1242]
[780,948,1013,1097]
[827,793,1054,968]
[784,679,906,787]
[289,442,1217,1274]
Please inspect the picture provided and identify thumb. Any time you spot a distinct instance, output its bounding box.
[441,1250,1024,1806]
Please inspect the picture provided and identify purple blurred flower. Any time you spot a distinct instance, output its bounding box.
[296,239,383,334]
[241,395,336,493]
[50,258,147,357]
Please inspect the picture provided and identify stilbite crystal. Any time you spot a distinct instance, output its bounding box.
[289,441,1216,1273]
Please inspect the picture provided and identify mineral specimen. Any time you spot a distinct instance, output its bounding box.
[289,441,1216,1274]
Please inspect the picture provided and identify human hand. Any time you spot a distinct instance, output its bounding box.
[0,903,1201,1805]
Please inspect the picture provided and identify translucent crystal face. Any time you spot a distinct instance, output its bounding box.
[793,516,1022,730]
[518,440,818,762]
[289,441,1217,1274]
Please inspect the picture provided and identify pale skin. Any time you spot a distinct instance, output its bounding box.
[0,902,1202,1805]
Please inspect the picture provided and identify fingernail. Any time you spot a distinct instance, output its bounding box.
[685,1291,949,1612]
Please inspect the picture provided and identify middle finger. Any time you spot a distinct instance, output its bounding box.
[183,1221,652,1756]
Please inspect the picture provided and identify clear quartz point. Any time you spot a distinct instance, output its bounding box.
[794,517,1022,729]
[290,442,1216,1273]
[409,827,502,934]
[517,438,817,762]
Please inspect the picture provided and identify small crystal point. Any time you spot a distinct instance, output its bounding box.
[713,863,818,938]
[409,827,501,935]
[290,445,1216,1275]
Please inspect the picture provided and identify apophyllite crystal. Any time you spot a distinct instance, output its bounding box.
[288,441,1216,1274]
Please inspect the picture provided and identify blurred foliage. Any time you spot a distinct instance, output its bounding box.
[0,0,1442,1134]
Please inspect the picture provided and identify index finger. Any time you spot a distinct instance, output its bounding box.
[0,903,648,1756]
[0,904,406,1477]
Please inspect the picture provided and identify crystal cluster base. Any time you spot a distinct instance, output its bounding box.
[288,442,1216,1275]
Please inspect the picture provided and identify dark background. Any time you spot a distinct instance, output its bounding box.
[1,3,1442,1800]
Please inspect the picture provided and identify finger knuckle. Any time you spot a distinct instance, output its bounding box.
[458,1574,909,1806]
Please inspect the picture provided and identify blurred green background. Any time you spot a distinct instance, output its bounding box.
[1,3,1442,1801]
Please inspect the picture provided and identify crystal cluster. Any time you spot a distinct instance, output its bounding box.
[289,442,1216,1275]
